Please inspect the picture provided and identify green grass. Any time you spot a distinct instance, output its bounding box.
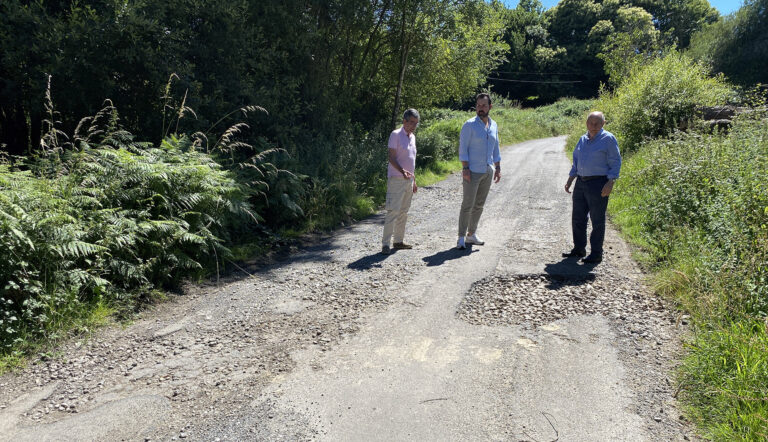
[681,320,768,441]
[415,158,463,187]
[0,300,115,374]
[604,115,768,439]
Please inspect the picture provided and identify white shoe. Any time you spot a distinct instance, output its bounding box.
[466,233,485,245]
[457,236,466,249]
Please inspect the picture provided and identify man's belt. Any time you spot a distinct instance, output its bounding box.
[578,175,607,181]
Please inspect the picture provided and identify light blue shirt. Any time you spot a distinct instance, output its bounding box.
[459,116,501,173]
[569,129,622,180]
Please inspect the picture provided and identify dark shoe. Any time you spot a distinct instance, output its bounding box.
[562,249,586,258]
[381,245,391,255]
[582,254,603,264]
[393,242,413,250]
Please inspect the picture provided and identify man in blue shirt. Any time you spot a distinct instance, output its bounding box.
[563,111,622,264]
[457,93,501,249]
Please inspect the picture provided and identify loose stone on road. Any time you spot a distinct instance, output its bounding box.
[0,136,693,441]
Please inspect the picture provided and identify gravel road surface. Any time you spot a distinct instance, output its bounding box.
[0,136,694,441]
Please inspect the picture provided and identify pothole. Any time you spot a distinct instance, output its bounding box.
[457,273,652,328]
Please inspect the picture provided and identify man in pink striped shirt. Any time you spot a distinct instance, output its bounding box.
[381,109,419,255]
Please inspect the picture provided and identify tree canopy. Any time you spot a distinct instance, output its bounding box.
[490,0,720,103]
[0,0,507,157]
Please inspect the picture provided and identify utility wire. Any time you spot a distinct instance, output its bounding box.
[493,70,584,75]
[487,77,582,84]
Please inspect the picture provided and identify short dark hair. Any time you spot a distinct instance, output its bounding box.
[476,93,492,105]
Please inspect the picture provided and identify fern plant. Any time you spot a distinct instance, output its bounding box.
[0,101,252,352]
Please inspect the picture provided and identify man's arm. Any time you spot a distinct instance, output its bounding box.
[564,175,576,194]
[601,137,621,197]
[565,138,581,193]
[493,125,501,183]
[459,124,471,182]
[388,148,413,179]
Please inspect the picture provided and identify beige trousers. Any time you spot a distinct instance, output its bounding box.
[382,177,414,246]
[458,166,493,237]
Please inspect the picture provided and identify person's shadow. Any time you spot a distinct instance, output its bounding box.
[543,256,598,288]
[347,252,390,270]
[422,247,476,267]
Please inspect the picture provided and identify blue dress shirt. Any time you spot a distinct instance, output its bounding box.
[459,116,501,173]
[569,129,622,180]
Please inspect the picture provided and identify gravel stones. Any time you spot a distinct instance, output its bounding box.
[458,273,664,329]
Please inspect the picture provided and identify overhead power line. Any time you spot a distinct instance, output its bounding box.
[493,70,584,75]
[486,77,582,84]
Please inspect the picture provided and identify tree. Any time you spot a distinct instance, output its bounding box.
[688,0,768,87]
[633,0,719,48]
[598,6,661,86]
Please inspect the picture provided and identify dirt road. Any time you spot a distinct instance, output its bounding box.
[0,136,694,441]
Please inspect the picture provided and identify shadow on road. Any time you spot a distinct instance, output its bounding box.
[421,247,476,267]
[543,257,598,288]
[347,252,389,270]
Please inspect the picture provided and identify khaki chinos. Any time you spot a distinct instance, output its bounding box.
[458,165,494,237]
[382,177,414,246]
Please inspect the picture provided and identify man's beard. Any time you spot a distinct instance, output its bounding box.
[477,110,487,117]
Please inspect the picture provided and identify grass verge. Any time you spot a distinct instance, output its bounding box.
[604,115,768,439]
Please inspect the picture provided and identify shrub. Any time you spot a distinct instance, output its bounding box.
[600,53,733,153]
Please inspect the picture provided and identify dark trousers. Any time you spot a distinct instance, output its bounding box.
[571,176,609,257]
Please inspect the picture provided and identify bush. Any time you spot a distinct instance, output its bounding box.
[600,53,733,152]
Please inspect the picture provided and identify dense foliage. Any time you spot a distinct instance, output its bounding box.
[611,112,768,440]
[598,53,732,152]
[491,0,717,103]
[0,0,510,233]
[0,0,508,156]
[688,0,768,87]
[0,102,255,352]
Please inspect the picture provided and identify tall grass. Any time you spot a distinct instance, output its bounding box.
[614,116,768,440]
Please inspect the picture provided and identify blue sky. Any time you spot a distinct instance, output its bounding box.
[501,0,744,16]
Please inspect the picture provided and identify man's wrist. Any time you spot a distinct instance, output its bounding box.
[462,166,469,171]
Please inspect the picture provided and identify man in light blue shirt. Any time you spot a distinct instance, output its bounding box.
[563,111,622,264]
[457,93,501,249]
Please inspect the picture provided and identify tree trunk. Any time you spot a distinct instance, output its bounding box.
[390,5,411,129]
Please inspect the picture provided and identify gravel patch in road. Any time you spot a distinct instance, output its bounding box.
[458,273,667,329]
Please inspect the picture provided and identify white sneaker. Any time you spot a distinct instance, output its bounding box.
[457,236,466,249]
[466,233,485,245]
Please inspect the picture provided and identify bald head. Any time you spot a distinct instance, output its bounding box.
[587,111,605,124]
[586,111,605,138]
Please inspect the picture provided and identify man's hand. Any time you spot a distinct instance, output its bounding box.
[402,170,413,179]
[601,180,614,197]
[412,180,418,193]
[493,168,501,183]
[564,177,575,194]
[462,168,471,182]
